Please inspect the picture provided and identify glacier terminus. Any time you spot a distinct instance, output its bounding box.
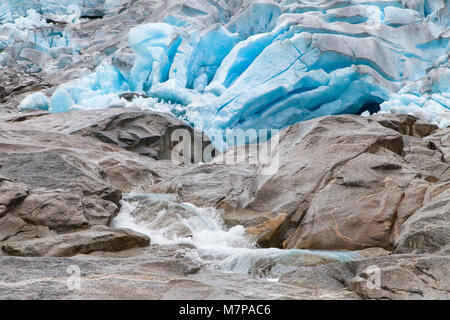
[0,0,448,148]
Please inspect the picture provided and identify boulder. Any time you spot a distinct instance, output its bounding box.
[0,152,121,234]
[152,163,258,208]
[0,214,55,243]
[1,226,150,257]
[10,191,119,232]
[0,215,28,242]
[0,152,121,203]
[348,255,450,300]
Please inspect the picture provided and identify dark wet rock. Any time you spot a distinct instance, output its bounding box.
[2,112,442,254]
[158,124,216,163]
[0,215,29,242]
[1,108,213,163]
[0,214,55,243]
[118,92,148,101]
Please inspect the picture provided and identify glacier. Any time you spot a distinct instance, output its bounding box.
[1,0,449,148]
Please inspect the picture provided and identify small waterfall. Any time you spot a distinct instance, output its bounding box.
[112,193,362,280]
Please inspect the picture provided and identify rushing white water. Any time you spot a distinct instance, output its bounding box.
[111,193,362,279]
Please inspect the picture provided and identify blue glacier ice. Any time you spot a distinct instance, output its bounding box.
[0,0,128,24]
[18,91,50,110]
[3,0,449,148]
[0,8,71,52]
[380,61,450,127]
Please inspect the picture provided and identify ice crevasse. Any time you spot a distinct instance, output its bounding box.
[7,0,450,148]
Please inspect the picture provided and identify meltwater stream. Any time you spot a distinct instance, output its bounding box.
[111,193,362,280]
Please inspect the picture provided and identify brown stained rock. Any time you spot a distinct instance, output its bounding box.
[246,213,288,248]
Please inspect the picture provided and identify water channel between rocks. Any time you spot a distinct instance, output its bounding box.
[111,193,363,280]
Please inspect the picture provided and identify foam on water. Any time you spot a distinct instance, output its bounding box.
[111,193,252,249]
[111,193,363,280]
